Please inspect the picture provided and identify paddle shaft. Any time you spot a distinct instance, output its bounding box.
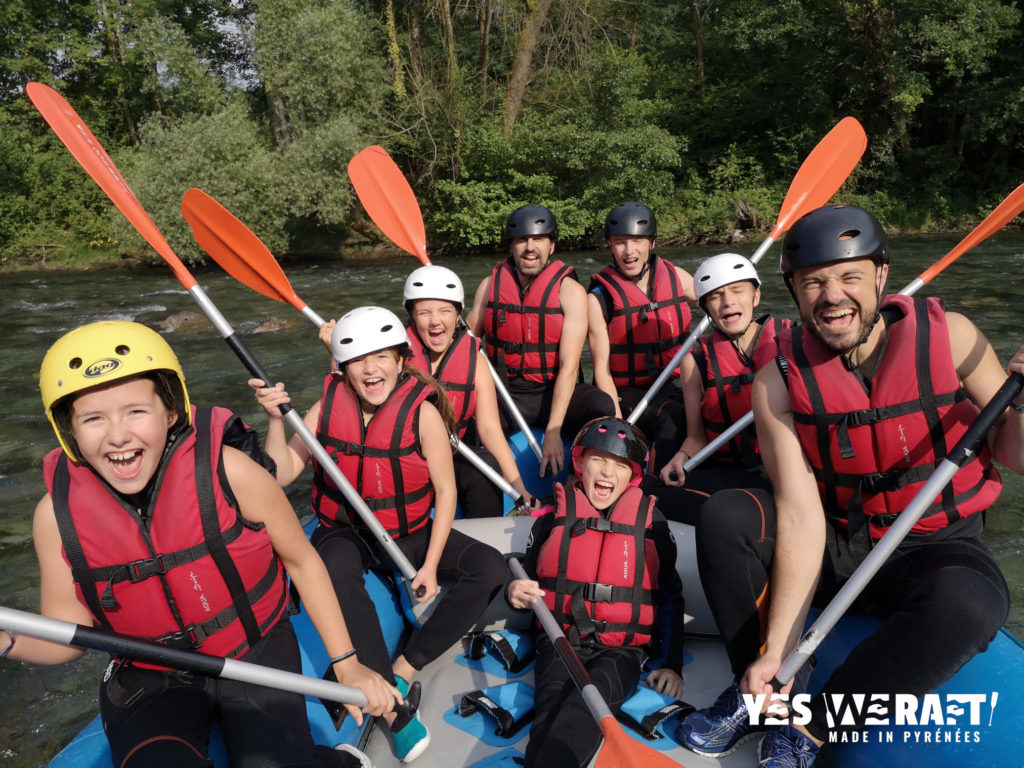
[0,606,371,707]
[26,82,418,584]
[681,181,1024,474]
[287,299,525,505]
[774,372,1024,686]
[628,117,868,425]
[507,558,615,723]
[347,146,544,462]
[189,290,419,582]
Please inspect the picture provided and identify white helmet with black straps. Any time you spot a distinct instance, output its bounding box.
[403,265,465,312]
[331,306,408,365]
[694,253,761,306]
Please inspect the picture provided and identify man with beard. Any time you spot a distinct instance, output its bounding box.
[467,205,614,477]
[677,205,1024,766]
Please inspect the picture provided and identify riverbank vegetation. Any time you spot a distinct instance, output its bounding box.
[3,1,1024,267]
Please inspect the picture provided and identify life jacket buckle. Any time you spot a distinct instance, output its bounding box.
[158,623,206,650]
[583,582,614,603]
[586,517,614,533]
[126,555,168,583]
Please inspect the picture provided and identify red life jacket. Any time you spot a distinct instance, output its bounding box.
[696,315,789,465]
[535,480,659,647]
[43,406,288,664]
[778,295,1002,539]
[589,255,692,388]
[483,258,576,383]
[313,373,434,537]
[407,323,478,440]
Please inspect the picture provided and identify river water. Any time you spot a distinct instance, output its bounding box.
[2,236,1023,766]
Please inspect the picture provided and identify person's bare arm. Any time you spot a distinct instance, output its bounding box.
[414,403,457,600]
[247,379,318,486]
[660,353,707,485]
[541,278,588,475]
[473,354,532,503]
[740,364,825,702]
[587,291,621,418]
[466,277,492,337]
[3,495,93,664]
[947,312,1024,473]
[672,263,697,303]
[224,446,397,722]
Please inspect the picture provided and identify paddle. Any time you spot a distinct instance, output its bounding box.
[25,81,421,590]
[680,179,1024,475]
[627,116,868,425]
[348,146,545,463]
[0,605,418,717]
[179,187,528,510]
[507,558,685,768]
[773,372,1024,687]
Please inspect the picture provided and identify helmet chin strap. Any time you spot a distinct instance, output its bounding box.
[841,277,887,372]
[613,254,652,283]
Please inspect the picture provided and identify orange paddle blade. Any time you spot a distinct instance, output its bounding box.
[917,181,1024,286]
[596,714,686,768]
[181,188,305,311]
[26,81,197,290]
[348,145,430,265]
[770,116,868,239]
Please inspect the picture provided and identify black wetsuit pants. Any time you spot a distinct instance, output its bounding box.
[311,520,506,679]
[697,487,1009,741]
[617,384,686,474]
[498,380,615,443]
[524,636,645,768]
[99,619,356,768]
[453,446,506,518]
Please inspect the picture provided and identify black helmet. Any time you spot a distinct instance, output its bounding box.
[506,204,558,243]
[570,417,649,486]
[780,205,889,276]
[605,202,657,239]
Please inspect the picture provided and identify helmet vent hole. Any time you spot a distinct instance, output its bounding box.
[413,281,424,288]
[616,429,627,438]
[115,344,130,356]
[732,264,743,271]
[445,283,455,289]
[839,229,860,241]
[380,324,394,333]
[339,337,354,345]
[68,357,82,370]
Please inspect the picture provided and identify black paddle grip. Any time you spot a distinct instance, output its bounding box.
[949,372,1024,466]
[225,333,296,418]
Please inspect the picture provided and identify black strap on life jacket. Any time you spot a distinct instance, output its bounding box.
[488,261,574,380]
[193,407,265,652]
[545,489,657,645]
[790,300,969,536]
[435,326,478,433]
[589,256,689,384]
[314,375,432,537]
[52,409,281,655]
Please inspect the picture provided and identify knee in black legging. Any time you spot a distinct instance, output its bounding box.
[121,737,213,768]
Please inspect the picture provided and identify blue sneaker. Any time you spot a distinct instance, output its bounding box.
[391,677,429,763]
[757,725,820,767]
[677,682,766,757]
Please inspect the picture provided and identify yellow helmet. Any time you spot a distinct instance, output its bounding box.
[40,321,191,460]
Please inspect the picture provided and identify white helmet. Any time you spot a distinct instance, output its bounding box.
[694,253,761,305]
[331,306,408,365]
[403,265,465,312]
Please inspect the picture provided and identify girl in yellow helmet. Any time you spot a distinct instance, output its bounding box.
[4,321,392,768]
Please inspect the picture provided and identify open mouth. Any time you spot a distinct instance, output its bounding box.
[362,376,386,395]
[819,306,856,331]
[591,479,616,501]
[106,449,143,479]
